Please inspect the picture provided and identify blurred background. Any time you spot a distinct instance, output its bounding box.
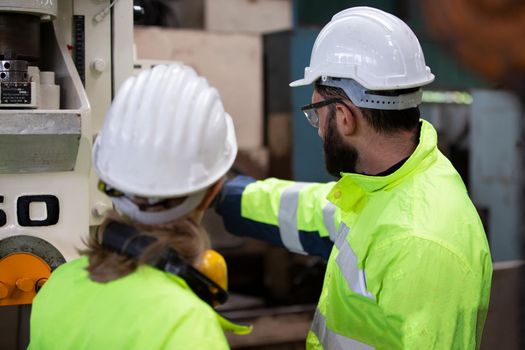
[134,1,525,348]
[0,0,524,349]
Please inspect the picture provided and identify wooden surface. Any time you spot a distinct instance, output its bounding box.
[134,27,264,150]
[481,260,524,350]
[205,0,292,34]
[226,307,313,349]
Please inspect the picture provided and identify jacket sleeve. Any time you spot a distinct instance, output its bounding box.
[215,175,341,260]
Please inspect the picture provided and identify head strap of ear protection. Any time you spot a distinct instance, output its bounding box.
[101,221,228,306]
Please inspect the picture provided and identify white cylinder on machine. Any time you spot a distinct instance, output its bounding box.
[38,71,60,110]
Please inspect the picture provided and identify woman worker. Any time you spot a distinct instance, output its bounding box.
[29,64,250,349]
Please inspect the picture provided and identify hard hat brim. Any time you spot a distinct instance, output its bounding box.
[289,76,315,87]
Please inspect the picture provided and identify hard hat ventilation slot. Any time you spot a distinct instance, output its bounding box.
[320,77,422,110]
[362,96,398,106]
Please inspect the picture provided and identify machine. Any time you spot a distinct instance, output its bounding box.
[0,1,133,347]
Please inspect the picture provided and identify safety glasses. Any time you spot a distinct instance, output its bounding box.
[98,180,172,209]
[301,98,343,128]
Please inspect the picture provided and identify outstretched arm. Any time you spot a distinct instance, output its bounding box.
[215,175,341,260]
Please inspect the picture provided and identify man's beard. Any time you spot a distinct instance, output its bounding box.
[323,109,358,178]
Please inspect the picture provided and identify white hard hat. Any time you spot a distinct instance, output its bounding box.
[290,7,434,93]
[93,64,237,199]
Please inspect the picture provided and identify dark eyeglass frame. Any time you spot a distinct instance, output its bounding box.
[300,98,348,128]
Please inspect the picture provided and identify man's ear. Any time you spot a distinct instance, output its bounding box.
[336,102,361,136]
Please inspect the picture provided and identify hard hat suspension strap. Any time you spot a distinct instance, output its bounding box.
[320,76,423,110]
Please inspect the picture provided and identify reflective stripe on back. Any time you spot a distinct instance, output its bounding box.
[322,202,338,241]
[335,224,374,299]
[311,309,374,350]
[278,183,308,254]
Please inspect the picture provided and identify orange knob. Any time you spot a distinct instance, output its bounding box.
[0,282,9,299]
[0,253,51,306]
[16,278,34,292]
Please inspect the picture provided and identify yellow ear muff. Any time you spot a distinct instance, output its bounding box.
[195,249,227,291]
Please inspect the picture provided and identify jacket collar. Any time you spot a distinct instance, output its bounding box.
[327,119,438,212]
[216,312,253,335]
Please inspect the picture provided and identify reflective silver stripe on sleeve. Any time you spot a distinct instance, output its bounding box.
[278,183,308,254]
[322,202,338,241]
[311,309,374,350]
[335,224,374,299]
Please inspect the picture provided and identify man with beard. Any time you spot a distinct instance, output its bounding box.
[215,6,492,350]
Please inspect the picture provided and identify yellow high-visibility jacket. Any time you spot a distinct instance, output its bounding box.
[217,120,492,349]
[29,256,249,349]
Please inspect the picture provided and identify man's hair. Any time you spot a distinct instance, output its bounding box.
[314,80,420,134]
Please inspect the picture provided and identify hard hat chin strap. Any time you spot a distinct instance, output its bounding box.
[111,190,207,225]
[320,76,423,110]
